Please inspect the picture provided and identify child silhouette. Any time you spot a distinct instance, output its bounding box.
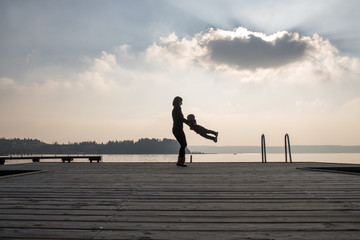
[187,114,218,143]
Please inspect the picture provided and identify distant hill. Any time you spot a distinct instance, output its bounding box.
[0,138,190,155]
[189,145,360,154]
[1,138,359,155]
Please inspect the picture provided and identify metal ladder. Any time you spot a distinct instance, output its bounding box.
[261,134,293,163]
[284,133,292,163]
[261,134,267,163]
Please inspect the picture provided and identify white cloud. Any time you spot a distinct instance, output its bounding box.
[147,27,311,69]
[159,32,178,44]
[295,98,329,112]
[2,27,359,104]
[1,26,360,145]
[26,50,38,64]
[0,77,16,89]
[202,29,310,69]
[146,27,360,84]
[343,97,360,114]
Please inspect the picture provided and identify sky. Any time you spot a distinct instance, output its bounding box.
[1,0,360,146]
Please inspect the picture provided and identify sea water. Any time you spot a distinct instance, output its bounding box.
[4,153,360,165]
[103,153,360,164]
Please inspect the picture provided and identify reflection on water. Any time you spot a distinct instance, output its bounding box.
[104,153,360,164]
[4,153,360,165]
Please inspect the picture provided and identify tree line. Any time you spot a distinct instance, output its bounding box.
[0,138,189,155]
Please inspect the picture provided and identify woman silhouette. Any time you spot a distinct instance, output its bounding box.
[172,96,189,167]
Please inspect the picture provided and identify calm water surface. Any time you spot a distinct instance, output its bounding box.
[4,153,360,165]
[104,153,360,164]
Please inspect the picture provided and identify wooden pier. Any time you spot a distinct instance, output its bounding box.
[0,155,102,164]
[0,162,359,239]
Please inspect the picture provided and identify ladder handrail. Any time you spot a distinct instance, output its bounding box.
[261,134,267,163]
[284,133,292,163]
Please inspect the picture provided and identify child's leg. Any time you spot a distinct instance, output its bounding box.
[201,126,218,143]
[205,129,218,136]
[197,126,216,141]
[202,126,218,136]
[199,132,216,141]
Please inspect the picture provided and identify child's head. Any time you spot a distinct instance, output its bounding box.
[187,114,195,121]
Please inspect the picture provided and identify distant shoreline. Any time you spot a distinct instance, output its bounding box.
[1,138,359,155]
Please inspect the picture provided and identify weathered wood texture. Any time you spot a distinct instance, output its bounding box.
[0,162,359,239]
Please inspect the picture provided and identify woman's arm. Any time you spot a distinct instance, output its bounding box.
[183,117,190,126]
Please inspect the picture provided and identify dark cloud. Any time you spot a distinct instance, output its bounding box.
[205,33,309,69]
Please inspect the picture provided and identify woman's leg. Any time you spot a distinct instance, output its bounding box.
[173,129,187,158]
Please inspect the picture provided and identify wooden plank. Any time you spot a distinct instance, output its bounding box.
[1,228,359,240]
[0,162,359,239]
